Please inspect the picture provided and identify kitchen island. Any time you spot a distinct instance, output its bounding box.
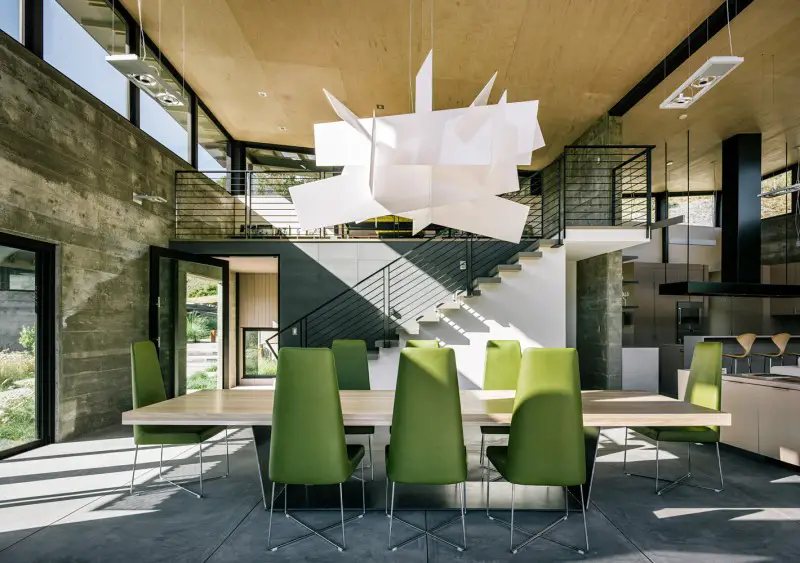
[678,369,800,466]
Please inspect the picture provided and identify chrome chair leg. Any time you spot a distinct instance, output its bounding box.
[368,435,374,481]
[622,428,628,474]
[655,440,660,493]
[388,481,466,552]
[488,482,585,555]
[716,442,725,492]
[129,445,139,495]
[199,443,204,497]
[479,433,485,480]
[224,427,230,477]
[267,482,276,549]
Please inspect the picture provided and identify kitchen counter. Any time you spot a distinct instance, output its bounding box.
[677,369,800,466]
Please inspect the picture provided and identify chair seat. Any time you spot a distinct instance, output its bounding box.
[345,426,375,435]
[722,353,748,359]
[751,352,782,358]
[480,425,510,435]
[385,444,466,485]
[135,425,225,446]
[485,445,584,487]
[632,426,719,443]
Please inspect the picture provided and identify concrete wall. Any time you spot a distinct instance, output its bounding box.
[576,251,623,389]
[0,34,181,439]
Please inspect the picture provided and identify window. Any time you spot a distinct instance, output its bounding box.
[197,106,227,181]
[43,0,128,117]
[139,44,190,161]
[668,194,715,226]
[0,0,21,42]
[620,196,656,225]
[243,329,278,377]
[761,172,792,219]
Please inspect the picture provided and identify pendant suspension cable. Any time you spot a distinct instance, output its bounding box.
[686,129,690,283]
[182,0,186,98]
[725,0,734,55]
[138,0,145,60]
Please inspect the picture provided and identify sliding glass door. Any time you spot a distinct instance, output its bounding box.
[149,247,229,397]
[0,233,55,459]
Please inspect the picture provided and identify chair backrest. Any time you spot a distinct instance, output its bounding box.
[388,348,466,484]
[483,340,521,390]
[506,348,585,487]
[131,340,167,409]
[772,332,791,355]
[269,348,351,485]
[685,341,722,412]
[405,340,440,348]
[736,333,757,354]
[331,339,371,390]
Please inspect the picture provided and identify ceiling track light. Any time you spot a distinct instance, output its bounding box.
[660,55,744,110]
[106,54,187,108]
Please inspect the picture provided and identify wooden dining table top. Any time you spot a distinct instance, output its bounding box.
[121,389,731,428]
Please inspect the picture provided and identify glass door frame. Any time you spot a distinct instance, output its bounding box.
[0,231,56,460]
[149,246,229,397]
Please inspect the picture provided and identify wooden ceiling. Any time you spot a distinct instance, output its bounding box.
[623,0,800,192]
[119,0,714,169]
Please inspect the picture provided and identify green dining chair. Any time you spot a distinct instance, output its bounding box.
[268,347,366,552]
[332,339,375,480]
[624,341,724,495]
[129,340,229,499]
[485,348,588,555]
[479,340,521,480]
[405,339,440,348]
[386,347,467,552]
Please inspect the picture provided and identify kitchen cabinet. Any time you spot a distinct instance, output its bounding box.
[720,380,759,453]
[755,385,800,465]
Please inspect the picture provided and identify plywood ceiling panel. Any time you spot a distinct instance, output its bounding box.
[623,0,800,192]
[120,0,714,167]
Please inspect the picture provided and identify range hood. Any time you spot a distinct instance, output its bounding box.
[659,281,800,297]
[659,134,800,298]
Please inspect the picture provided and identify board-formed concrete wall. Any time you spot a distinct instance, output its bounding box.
[0,33,183,439]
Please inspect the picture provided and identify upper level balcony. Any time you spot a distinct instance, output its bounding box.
[173,145,654,243]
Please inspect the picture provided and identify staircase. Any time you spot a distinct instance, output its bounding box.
[367,242,566,389]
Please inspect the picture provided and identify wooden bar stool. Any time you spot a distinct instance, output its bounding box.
[752,333,791,371]
[722,333,756,373]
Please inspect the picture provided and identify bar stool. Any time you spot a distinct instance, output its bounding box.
[722,333,756,373]
[751,333,791,371]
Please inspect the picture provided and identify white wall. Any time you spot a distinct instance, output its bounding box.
[566,260,577,347]
[368,246,568,390]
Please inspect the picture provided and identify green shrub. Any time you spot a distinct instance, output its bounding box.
[0,352,35,390]
[259,357,278,376]
[186,312,212,342]
[206,364,218,372]
[0,383,35,444]
[187,282,218,298]
[19,326,35,352]
[188,370,217,391]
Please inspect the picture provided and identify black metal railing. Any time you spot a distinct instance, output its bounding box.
[562,145,653,229]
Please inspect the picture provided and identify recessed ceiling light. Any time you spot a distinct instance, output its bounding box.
[278,126,288,131]
[130,73,157,87]
[258,91,268,97]
[667,161,674,166]
[679,114,688,120]
[155,92,184,107]
[691,75,717,88]
[376,104,384,110]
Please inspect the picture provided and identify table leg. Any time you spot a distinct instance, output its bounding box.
[252,426,271,509]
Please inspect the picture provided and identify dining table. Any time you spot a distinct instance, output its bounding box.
[122,388,731,510]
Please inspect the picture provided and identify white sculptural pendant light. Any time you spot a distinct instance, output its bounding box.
[289,50,546,243]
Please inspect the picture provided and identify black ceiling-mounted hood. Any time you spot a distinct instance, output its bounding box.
[659,281,800,298]
[657,134,800,298]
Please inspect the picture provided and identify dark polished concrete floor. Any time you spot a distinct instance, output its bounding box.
[0,426,797,562]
